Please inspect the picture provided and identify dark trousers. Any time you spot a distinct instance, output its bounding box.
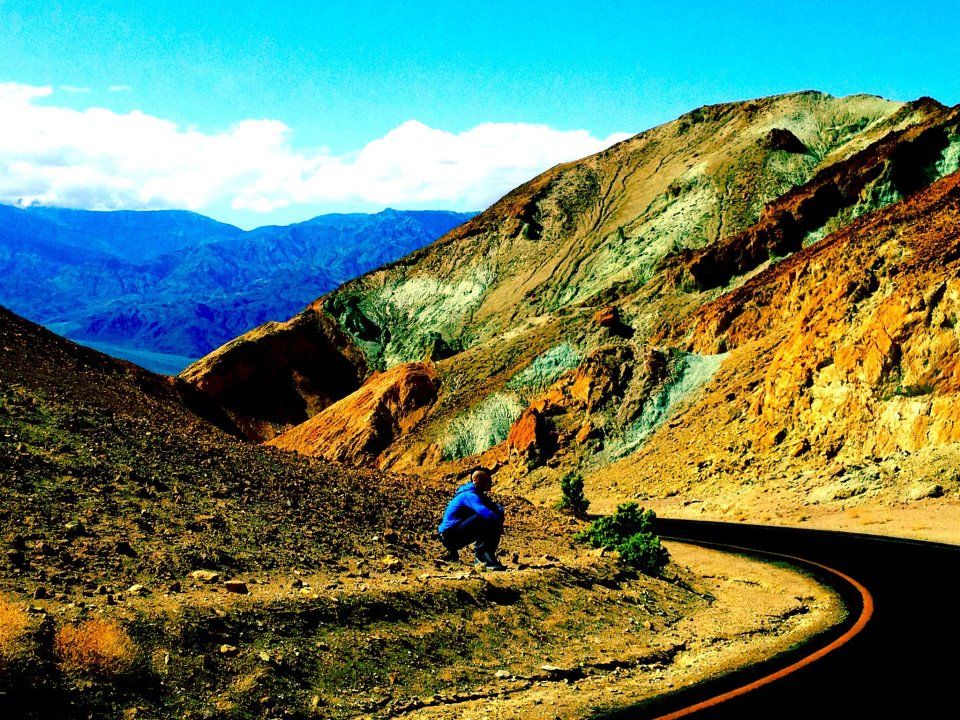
[441,514,503,557]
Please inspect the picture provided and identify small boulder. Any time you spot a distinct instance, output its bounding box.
[115,540,137,557]
[905,483,943,502]
[219,644,239,656]
[381,556,402,573]
[191,570,220,583]
[127,584,146,596]
[224,580,249,595]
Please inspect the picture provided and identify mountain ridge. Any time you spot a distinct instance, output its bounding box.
[0,205,474,370]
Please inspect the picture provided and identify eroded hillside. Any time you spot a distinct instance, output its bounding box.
[182,91,960,539]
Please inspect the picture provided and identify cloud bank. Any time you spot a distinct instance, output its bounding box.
[0,82,630,219]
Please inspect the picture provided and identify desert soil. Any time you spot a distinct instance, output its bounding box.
[385,542,843,720]
[7,537,841,720]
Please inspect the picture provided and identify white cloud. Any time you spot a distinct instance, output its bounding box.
[0,82,631,218]
[58,85,91,93]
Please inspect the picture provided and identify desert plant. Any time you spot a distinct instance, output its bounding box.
[576,502,656,547]
[576,503,669,575]
[0,593,31,673]
[616,531,670,576]
[54,619,136,677]
[557,472,589,518]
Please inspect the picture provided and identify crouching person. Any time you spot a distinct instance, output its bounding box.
[438,469,506,570]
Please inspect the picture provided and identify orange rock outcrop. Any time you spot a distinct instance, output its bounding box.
[267,362,440,465]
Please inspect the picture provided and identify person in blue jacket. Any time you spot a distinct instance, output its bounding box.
[438,468,506,570]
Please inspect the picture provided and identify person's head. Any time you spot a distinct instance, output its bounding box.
[471,469,492,493]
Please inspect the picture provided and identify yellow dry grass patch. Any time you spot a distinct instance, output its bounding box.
[0,593,32,671]
[55,619,137,676]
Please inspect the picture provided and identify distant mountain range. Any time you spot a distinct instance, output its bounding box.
[0,205,473,372]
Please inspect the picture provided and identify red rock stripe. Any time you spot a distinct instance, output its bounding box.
[653,542,875,720]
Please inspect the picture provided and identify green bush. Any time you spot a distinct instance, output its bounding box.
[616,532,670,576]
[557,472,589,518]
[576,503,669,576]
[576,502,656,547]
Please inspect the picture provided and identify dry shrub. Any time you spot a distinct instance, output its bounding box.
[54,619,136,676]
[0,594,32,672]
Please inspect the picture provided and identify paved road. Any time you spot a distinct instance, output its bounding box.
[598,519,960,719]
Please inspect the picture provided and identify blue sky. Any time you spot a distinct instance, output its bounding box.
[2,0,958,227]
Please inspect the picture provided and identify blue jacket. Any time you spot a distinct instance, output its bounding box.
[438,482,504,533]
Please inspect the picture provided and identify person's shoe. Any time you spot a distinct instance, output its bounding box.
[474,552,507,571]
[437,534,460,563]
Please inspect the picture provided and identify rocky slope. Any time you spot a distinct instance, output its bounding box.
[0,303,845,720]
[182,91,960,536]
[0,305,452,587]
[590,167,960,525]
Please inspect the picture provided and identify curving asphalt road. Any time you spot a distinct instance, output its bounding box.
[596,519,960,720]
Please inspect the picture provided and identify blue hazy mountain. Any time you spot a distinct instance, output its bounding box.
[0,204,473,373]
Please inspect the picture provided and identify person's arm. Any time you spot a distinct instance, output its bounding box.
[463,490,503,520]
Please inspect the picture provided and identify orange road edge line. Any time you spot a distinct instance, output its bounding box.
[653,541,875,720]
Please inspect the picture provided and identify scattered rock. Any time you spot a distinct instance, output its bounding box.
[224,580,249,594]
[810,483,868,503]
[64,520,85,538]
[33,586,48,600]
[168,581,182,593]
[127,584,146,596]
[191,570,220,583]
[258,651,271,663]
[494,669,512,680]
[381,556,402,572]
[905,483,943,502]
[539,664,584,680]
[219,644,239,656]
[115,540,137,557]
